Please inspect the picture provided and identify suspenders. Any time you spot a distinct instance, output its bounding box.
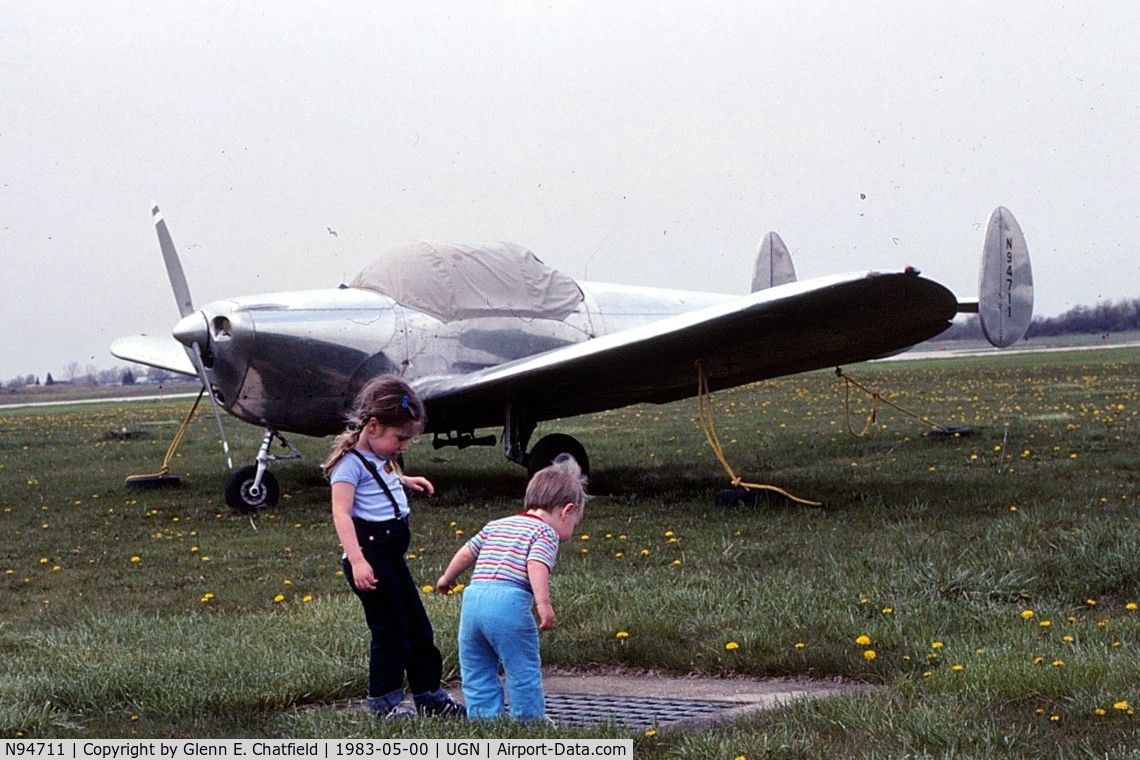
[348,449,406,520]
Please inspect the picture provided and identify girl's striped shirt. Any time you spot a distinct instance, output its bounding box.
[465,513,559,592]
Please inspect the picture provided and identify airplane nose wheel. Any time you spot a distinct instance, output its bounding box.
[225,465,280,512]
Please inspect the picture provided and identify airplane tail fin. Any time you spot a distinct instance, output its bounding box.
[751,231,797,292]
[971,206,1034,348]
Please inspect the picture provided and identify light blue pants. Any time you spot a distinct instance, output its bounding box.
[458,582,545,720]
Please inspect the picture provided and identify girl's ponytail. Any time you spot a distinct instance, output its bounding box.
[321,428,361,479]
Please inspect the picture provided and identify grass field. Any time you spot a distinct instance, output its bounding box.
[2,347,1139,757]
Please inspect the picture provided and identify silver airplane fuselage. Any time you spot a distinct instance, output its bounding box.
[173,282,731,437]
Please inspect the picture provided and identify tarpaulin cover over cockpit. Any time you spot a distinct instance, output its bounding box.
[349,240,584,323]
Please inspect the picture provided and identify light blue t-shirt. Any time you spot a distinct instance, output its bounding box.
[329,450,408,522]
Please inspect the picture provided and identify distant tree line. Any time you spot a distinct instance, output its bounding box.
[2,364,180,391]
[933,297,1140,342]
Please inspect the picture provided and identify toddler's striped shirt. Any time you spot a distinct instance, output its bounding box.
[465,513,559,592]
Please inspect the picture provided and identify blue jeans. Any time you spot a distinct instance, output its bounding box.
[458,582,545,720]
[343,517,443,711]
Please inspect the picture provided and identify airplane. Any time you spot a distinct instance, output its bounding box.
[112,205,1033,511]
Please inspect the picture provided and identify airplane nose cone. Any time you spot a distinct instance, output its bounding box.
[173,312,209,348]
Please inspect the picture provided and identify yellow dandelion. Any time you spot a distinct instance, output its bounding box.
[130,556,141,564]
[422,585,433,593]
[616,631,630,639]
[863,650,876,660]
[273,594,285,603]
[644,730,656,737]
[1114,701,1130,711]
[1021,609,1034,620]
[1126,602,1137,611]
[931,641,943,649]
[856,635,871,646]
[794,642,805,649]
[725,641,740,651]
[881,607,893,615]
[1039,620,1051,628]
[1051,660,1064,667]
[1095,708,1107,716]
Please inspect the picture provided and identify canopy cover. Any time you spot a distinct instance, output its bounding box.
[350,241,584,323]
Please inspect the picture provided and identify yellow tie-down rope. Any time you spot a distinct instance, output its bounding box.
[695,360,822,506]
[125,388,204,484]
[834,367,950,436]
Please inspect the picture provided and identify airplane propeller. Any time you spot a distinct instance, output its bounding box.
[152,204,233,471]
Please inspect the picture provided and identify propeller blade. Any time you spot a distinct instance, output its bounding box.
[153,204,195,318]
[152,203,232,470]
[190,341,233,471]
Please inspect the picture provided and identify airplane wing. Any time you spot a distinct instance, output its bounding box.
[415,270,959,433]
[110,335,197,377]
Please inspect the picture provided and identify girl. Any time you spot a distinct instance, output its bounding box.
[323,375,465,719]
[435,455,588,721]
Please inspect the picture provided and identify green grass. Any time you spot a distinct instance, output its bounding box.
[2,347,1139,756]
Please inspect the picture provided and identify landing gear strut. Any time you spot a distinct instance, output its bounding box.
[502,404,590,477]
[224,427,303,512]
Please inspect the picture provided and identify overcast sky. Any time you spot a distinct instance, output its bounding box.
[3,1,1138,382]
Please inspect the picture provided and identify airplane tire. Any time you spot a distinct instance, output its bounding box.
[526,434,590,478]
[224,465,280,512]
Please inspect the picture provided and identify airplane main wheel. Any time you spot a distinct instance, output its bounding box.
[224,465,280,512]
[526,434,590,478]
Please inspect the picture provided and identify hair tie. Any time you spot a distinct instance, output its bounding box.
[401,395,410,410]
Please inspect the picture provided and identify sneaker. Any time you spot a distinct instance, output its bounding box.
[419,694,467,718]
[376,701,417,719]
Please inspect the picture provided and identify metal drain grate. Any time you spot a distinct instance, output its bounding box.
[543,692,739,729]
